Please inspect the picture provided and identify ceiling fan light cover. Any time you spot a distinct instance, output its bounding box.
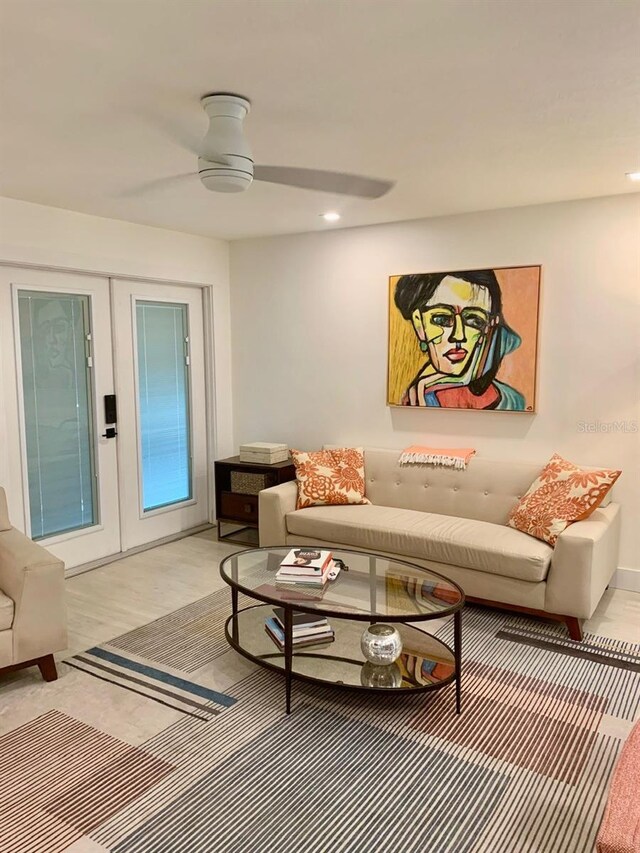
[199,94,253,192]
[198,158,253,193]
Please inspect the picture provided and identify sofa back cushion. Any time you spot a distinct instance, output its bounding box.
[337,447,600,526]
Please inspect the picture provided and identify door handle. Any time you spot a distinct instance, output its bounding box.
[102,427,118,439]
[104,394,118,425]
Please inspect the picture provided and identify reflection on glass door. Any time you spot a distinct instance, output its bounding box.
[17,291,97,539]
[135,301,192,512]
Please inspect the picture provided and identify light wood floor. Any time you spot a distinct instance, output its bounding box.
[60,529,640,656]
[63,528,238,658]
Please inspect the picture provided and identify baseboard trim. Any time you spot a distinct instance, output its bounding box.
[65,524,215,578]
[610,567,640,593]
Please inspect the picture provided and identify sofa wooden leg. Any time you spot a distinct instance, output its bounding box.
[37,654,58,682]
[565,617,583,641]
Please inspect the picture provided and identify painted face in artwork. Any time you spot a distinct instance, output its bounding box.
[411,276,492,376]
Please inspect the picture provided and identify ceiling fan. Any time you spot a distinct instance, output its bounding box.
[140,93,395,199]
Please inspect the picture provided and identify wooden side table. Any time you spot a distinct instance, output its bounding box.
[214,455,296,546]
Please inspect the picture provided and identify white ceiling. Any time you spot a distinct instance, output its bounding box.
[0,0,638,241]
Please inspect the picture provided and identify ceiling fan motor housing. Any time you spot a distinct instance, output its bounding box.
[199,94,253,193]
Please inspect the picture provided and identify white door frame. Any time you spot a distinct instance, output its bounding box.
[201,284,218,526]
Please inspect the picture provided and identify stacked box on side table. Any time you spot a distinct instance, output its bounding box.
[214,450,296,546]
[239,442,289,464]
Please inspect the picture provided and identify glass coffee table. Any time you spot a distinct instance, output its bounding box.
[219,546,464,715]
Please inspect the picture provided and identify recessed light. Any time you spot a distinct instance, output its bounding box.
[625,171,640,181]
[321,211,341,222]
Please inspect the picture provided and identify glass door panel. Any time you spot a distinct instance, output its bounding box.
[17,291,97,539]
[136,301,192,511]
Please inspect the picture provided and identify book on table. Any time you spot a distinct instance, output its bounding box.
[276,550,335,590]
[252,580,329,602]
[265,613,334,650]
[275,566,333,589]
[277,548,333,575]
[272,607,328,633]
[265,626,335,651]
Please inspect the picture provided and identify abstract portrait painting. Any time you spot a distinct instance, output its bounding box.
[387,266,541,411]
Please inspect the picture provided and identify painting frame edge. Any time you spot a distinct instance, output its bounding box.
[386,263,542,413]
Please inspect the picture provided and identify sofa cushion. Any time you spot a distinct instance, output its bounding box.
[291,448,370,509]
[286,505,553,582]
[508,453,621,546]
[0,590,14,631]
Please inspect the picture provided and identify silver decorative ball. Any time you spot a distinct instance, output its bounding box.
[360,661,402,689]
[360,623,403,665]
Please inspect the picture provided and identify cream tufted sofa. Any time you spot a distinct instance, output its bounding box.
[259,447,621,640]
[0,488,67,681]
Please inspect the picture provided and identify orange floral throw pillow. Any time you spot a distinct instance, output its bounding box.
[291,448,371,509]
[508,453,621,546]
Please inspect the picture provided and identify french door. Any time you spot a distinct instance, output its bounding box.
[1,269,121,567]
[111,280,208,549]
[0,267,209,569]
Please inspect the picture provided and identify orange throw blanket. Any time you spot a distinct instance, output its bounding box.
[399,445,477,470]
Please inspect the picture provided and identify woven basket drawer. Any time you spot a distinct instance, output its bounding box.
[230,471,268,495]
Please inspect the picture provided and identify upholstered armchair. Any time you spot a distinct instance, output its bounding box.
[0,488,67,681]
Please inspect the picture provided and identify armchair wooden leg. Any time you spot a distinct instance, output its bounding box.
[565,617,583,642]
[37,654,58,682]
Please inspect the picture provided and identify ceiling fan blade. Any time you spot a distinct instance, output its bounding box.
[138,109,204,157]
[253,165,394,199]
[116,172,198,198]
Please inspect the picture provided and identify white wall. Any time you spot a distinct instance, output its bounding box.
[230,194,640,573]
[0,195,234,487]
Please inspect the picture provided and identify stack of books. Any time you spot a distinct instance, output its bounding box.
[275,548,335,590]
[265,606,334,650]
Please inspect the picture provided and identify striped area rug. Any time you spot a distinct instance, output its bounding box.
[105,587,248,672]
[2,599,638,853]
[67,645,236,720]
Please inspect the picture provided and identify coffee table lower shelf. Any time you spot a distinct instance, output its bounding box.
[224,603,461,715]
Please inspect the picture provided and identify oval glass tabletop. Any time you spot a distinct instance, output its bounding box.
[219,546,464,621]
